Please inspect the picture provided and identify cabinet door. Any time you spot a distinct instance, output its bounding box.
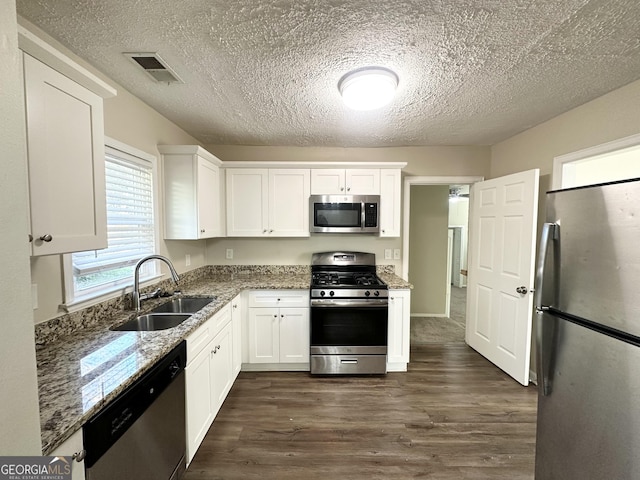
[310,169,346,194]
[269,169,310,236]
[197,157,220,238]
[50,428,86,480]
[248,307,280,363]
[279,307,310,363]
[210,323,233,417]
[185,344,214,464]
[226,169,268,236]
[346,169,380,195]
[387,290,411,367]
[24,54,107,255]
[231,295,242,378]
[380,169,401,237]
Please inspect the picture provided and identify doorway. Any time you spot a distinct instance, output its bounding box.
[402,176,483,345]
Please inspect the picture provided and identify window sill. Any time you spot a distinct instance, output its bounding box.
[60,273,165,314]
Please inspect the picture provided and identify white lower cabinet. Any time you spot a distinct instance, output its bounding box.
[387,289,411,371]
[247,290,310,367]
[49,429,86,480]
[185,304,234,465]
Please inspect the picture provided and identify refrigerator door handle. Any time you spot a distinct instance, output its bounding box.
[534,222,559,312]
[535,222,560,396]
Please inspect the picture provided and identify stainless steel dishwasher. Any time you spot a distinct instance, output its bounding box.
[83,341,187,480]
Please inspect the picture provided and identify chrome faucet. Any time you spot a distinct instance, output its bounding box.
[133,255,180,311]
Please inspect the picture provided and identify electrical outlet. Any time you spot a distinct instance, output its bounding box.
[393,248,401,260]
[384,249,392,260]
[226,248,234,259]
[31,284,38,310]
[185,254,191,267]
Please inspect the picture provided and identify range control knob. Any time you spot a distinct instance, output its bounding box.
[365,291,371,297]
[374,291,380,297]
[329,291,335,297]
[320,291,326,297]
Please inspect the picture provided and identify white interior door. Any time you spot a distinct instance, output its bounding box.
[466,169,539,386]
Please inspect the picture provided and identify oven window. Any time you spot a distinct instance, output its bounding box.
[311,306,388,346]
[314,203,361,227]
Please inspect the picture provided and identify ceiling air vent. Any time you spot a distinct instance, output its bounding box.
[124,52,184,84]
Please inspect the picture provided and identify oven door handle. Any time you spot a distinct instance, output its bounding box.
[310,299,389,307]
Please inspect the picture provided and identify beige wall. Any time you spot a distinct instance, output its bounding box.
[408,185,450,315]
[208,144,490,178]
[205,145,490,272]
[1,2,42,453]
[491,78,640,179]
[22,20,207,323]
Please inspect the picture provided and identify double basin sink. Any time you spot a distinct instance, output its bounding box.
[112,297,215,331]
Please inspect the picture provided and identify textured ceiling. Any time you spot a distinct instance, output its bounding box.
[16,0,640,147]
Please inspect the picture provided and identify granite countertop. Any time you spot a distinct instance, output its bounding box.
[36,269,411,454]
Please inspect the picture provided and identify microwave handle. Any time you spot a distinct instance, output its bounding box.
[361,201,366,230]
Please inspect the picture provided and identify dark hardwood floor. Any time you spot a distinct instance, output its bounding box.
[184,344,537,480]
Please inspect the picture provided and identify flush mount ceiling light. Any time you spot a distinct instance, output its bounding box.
[338,67,399,111]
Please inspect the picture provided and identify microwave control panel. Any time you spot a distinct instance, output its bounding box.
[364,203,378,227]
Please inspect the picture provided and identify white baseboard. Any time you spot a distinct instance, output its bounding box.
[410,313,448,318]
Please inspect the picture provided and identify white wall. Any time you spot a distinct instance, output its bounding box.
[491,78,640,179]
[206,145,490,273]
[19,19,208,323]
[0,1,42,454]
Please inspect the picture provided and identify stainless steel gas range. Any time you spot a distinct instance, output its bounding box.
[309,251,388,375]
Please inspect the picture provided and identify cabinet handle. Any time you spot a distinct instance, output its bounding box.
[340,187,344,192]
[382,229,386,233]
[277,298,281,302]
[72,450,86,462]
[263,229,267,233]
[28,234,33,243]
[233,304,238,309]
[39,234,53,242]
[347,187,351,192]
[273,314,277,318]
[269,229,273,233]
[200,229,205,233]
[281,314,284,318]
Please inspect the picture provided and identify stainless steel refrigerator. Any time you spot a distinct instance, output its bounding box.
[534,177,640,479]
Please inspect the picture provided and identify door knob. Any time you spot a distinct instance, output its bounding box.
[516,286,528,295]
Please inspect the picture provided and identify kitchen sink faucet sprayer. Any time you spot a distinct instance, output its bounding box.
[133,255,180,311]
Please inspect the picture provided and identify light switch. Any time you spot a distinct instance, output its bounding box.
[384,249,392,260]
[393,249,401,260]
[226,249,234,259]
[185,254,191,266]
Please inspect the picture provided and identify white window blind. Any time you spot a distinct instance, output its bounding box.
[71,146,156,297]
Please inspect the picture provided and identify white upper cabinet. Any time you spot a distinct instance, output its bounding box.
[311,168,380,195]
[160,145,223,239]
[226,168,310,237]
[379,169,402,237]
[23,54,109,256]
[20,26,116,256]
[268,169,310,236]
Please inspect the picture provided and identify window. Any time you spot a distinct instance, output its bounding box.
[63,139,159,307]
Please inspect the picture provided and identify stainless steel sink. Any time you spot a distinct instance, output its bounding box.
[112,313,193,331]
[150,297,215,314]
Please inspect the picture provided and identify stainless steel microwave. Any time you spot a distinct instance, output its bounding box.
[309,195,380,233]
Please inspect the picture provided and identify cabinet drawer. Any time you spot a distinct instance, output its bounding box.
[186,303,231,363]
[212,303,232,334]
[248,290,309,308]
[186,320,214,365]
